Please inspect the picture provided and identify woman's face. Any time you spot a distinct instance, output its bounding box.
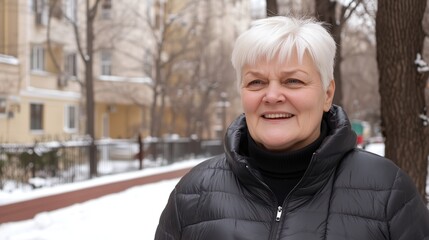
[240,52,335,151]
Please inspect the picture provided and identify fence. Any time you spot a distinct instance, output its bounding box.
[0,138,223,191]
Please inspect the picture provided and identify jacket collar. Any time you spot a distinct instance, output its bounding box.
[224,105,357,201]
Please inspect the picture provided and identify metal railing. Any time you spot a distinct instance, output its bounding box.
[0,138,223,191]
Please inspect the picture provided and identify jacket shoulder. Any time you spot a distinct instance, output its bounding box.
[338,149,429,237]
[174,154,233,194]
[334,149,429,220]
[336,148,400,187]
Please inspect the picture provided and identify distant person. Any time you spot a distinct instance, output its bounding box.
[135,133,144,170]
[155,16,429,240]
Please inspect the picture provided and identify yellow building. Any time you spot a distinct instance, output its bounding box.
[0,0,153,143]
[152,0,251,139]
[0,0,251,143]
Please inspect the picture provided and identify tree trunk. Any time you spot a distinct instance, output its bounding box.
[266,0,278,17]
[86,0,97,178]
[376,0,429,202]
[315,0,343,106]
[150,64,161,138]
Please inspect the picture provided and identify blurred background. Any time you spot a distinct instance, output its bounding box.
[0,0,428,234]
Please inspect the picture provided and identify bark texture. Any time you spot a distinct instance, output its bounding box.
[376,0,429,201]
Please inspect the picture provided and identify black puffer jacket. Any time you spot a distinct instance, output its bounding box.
[155,106,429,240]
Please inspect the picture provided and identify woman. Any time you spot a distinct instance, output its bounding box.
[155,16,429,240]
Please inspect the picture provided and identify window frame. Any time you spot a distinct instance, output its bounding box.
[64,104,78,132]
[0,98,7,117]
[101,0,112,20]
[64,0,77,22]
[65,52,77,78]
[34,0,49,25]
[30,45,45,71]
[100,49,112,76]
[30,102,44,132]
[144,48,153,75]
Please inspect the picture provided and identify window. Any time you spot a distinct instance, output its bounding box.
[100,50,112,76]
[154,1,166,29]
[65,53,77,77]
[0,98,6,115]
[30,45,45,71]
[29,0,34,11]
[144,49,152,75]
[64,105,78,131]
[64,0,77,22]
[30,103,44,130]
[34,0,48,25]
[101,0,112,19]
[50,0,63,19]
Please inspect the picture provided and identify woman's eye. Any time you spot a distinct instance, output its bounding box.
[248,79,264,85]
[243,79,266,90]
[285,78,304,85]
[288,78,301,83]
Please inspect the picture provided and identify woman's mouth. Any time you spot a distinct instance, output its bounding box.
[262,113,294,119]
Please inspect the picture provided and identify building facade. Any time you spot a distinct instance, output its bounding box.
[0,0,251,143]
[0,0,154,143]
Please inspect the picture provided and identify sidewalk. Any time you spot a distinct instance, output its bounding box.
[0,159,206,224]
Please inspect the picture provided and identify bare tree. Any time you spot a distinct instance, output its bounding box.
[111,1,198,138]
[46,0,102,178]
[341,2,380,129]
[376,0,429,201]
[264,0,364,107]
[178,0,236,139]
[315,0,364,106]
[116,0,237,140]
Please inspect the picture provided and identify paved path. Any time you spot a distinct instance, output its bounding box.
[0,167,191,224]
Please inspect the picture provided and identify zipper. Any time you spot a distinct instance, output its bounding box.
[275,206,283,221]
[244,164,283,239]
[268,205,283,239]
[270,153,319,239]
[244,154,318,239]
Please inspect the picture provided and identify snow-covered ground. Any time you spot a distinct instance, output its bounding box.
[0,178,180,240]
[0,159,206,240]
[0,143,426,240]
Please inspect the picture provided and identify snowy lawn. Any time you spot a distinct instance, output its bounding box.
[0,159,206,240]
[0,178,179,240]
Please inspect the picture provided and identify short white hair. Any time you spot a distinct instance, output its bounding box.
[231,16,336,90]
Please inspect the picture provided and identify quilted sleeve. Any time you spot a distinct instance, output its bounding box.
[155,188,181,240]
[387,169,429,240]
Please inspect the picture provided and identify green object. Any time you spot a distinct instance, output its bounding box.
[351,121,364,135]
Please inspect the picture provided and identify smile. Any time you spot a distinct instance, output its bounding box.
[263,113,294,119]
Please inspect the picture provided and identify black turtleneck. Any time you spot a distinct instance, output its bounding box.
[246,120,328,204]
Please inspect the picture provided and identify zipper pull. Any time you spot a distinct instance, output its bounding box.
[275,206,283,222]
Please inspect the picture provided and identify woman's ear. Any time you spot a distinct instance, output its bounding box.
[323,80,335,112]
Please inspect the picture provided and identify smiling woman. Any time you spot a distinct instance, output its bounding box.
[240,51,334,151]
[154,16,429,240]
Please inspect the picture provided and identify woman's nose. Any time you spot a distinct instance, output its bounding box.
[263,83,285,103]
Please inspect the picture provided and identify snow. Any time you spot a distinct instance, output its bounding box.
[415,53,429,73]
[0,143,427,240]
[0,159,206,240]
[364,142,384,156]
[0,178,179,240]
[0,54,19,65]
[0,158,205,206]
[98,75,153,84]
